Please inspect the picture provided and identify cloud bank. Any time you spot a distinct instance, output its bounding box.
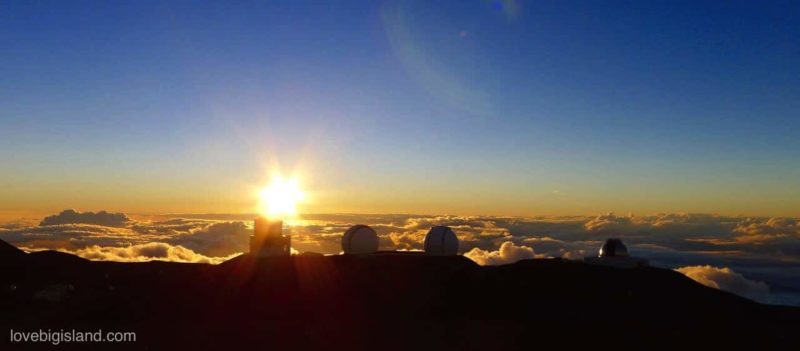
[2,210,799,305]
[68,243,237,264]
[40,209,130,227]
[675,265,770,301]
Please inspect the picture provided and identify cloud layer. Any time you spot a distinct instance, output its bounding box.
[2,211,799,305]
[675,265,770,301]
[67,243,237,264]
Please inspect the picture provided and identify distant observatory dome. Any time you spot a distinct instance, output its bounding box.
[342,225,379,254]
[599,238,629,258]
[424,226,459,255]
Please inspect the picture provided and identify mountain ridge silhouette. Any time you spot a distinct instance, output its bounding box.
[1,239,798,349]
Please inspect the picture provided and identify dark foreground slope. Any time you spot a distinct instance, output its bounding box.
[1,242,798,350]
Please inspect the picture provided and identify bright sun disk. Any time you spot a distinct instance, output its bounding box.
[259,176,304,220]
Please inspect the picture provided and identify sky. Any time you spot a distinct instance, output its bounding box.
[1,0,799,217]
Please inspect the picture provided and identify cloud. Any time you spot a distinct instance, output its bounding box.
[172,221,251,257]
[3,210,800,305]
[40,209,130,227]
[5,211,798,262]
[584,213,639,233]
[464,241,541,266]
[5,212,800,263]
[582,213,739,243]
[675,265,770,301]
[0,223,141,250]
[64,243,237,264]
[519,236,597,260]
[387,230,427,250]
[1,216,253,258]
[2,212,297,261]
[734,217,798,236]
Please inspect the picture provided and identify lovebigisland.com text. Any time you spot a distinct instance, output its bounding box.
[10,329,136,346]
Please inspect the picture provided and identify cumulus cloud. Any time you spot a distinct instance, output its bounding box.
[40,209,130,227]
[584,213,639,233]
[464,241,541,266]
[734,217,798,236]
[675,265,770,301]
[172,221,251,257]
[65,243,237,264]
[387,230,427,250]
[519,236,597,260]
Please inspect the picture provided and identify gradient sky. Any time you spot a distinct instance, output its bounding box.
[1,0,798,217]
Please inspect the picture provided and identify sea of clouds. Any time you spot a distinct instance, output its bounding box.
[1,210,799,306]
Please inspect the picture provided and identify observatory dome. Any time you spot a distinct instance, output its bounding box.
[599,238,629,258]
[424,226,459,255]
[342,225,379,254]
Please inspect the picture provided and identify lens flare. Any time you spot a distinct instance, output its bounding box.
[380,1,495,115]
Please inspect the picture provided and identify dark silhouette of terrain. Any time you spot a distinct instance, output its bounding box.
[1,239,798,350]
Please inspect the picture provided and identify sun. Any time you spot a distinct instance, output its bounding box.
[259,176,304,220]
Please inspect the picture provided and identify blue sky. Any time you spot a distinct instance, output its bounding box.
[1,0,798,216]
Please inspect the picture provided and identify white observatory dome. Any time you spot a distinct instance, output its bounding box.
[342,225,379,254]
[599,238,629,258]
[424,226,459,255]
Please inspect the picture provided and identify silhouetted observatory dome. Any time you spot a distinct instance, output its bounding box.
[342,225,379,254]
[424,226,459,255]
[599,238,629,258]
